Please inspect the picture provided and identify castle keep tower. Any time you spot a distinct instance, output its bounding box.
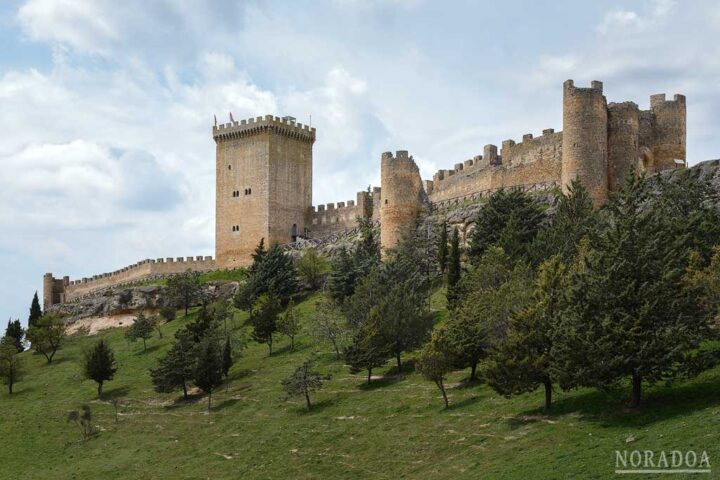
[649,93,686,172]
[213,115,315,268]
[561,80,608,206]
[380,151,426,252]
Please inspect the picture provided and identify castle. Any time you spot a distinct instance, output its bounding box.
[43,79,686,307]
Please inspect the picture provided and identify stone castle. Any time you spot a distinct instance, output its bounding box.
[43,79,686,307]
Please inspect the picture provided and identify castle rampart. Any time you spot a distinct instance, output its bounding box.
[43,256,215,307]
[380,150,426,251]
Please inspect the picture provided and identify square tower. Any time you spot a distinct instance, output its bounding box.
[213,115,315,269]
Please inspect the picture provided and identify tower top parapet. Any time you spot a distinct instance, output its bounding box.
[212,114,316,143]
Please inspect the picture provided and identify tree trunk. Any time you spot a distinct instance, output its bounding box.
[208,391,212,411]
[182,382,188,399]
[331,339,340,360]
[367,368,372,384]
[438,380,449,409]
[396,352,402,373]
[143,338,147,351]
[268,335,273,356]
[8,381,12,394]
[470,362,477,382]
[184,303,188,317]
[98,381,103,399]
[226,377,229,393]
[631,371,642,408]
[543,377,552,410]
[291,336,295,351]
[304,390,312,412]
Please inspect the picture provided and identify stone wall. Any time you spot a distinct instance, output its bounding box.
[44,256,216,306]
[380,150,426,251]
[308,190,380,238]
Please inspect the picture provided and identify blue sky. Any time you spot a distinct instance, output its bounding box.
[1,0,719,325]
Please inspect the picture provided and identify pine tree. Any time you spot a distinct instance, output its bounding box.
[238,242,299,307]
[416,330,454,409]
[447,227,461,289]
[552,175,707,407]
[150,329,197,399]
[28,292,42,327]
[250,293,280,355]
[125,313,155,351]
[250,237,267,272]
[468,188,545,264]
[83,339,117,398]
[484,257,567,409]
[344,308,388,384]
[309,297,347,360]
[281,356,331,412]
[194,337,224,410]
[327,246,358,304]
[159,306,176,323]
[277,300,301,350]
[296,248,330,290]
[437,221,449,276]
[5,319,24,352]
[166,270,202,316]
[222,337,233,392]
[186,305,218,343]
[0,336,23,394]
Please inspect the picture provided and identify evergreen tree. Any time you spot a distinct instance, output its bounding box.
[28,292,42,327]
[468,188,545,264]
[125,312,155,351]
[437,221,449,276]
[0,336,23,394]
[296,248,330,290]
[236,242,299,308]
[342,268,385,331]
[552,175,707,407]
[222,336,233,392]
[484,257,567,410]
[327,246,358,304]
[416,330,454,409]
[26,313,66,363]
[166,270,203,316]
[83,339,117,398]
[150,329,197,399]
[250,293,281,356]
[185,305,218,343]
[344,310,388,384]
[281,356,331,412]
[277,300,301,350]
[5,319,24,352]
[250,237,267,272]
[447,227,461,290]
[193,337,224,410]
[159,306,176,323]
[531,179,595,264]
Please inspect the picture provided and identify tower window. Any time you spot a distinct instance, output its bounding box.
[244,188,252,195]
[228,165,232,170]
[231,225,240,232]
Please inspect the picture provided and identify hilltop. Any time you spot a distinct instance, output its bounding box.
[2,288,719,479]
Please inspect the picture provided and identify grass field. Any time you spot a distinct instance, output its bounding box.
[2,290,719,479]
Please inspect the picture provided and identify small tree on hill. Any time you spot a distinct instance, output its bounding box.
[327,246,358,304]
[150,329,197,399]
[297,248,330,289]
[67,405,95,440]
[28,292,42,327]
[186,305,219,343]
[416,330,454,409]
[83,339,117,399]
[0,336,23,394]
[344,311,388,384]
[222,337,233,392]
[166,270,202,316]
[484,256,567,410]
[5,319,24,352]
[159,306,176,323]
[277,300,301,350]
[281,356,331,412]
[125,313,154,351]
[26,313,66,363]
[309,297,347,360]
[194,337,224,410]
[250,293,281,356]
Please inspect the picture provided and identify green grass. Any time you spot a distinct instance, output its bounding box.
[2,292,719,479]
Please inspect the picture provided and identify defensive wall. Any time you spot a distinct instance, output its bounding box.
[308,189,381,238]
[43,256,215,308]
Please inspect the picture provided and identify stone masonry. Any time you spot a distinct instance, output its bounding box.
[43,79,686,307]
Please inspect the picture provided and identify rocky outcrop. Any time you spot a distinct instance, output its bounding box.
[48,281,241,323]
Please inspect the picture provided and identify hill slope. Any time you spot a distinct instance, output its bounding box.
[2,292,719,479]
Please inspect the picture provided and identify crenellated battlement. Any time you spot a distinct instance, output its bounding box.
[212,114,316,143]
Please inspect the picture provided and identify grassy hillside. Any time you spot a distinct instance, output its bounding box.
[2,291,719,479]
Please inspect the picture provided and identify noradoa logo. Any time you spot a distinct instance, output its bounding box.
[615,450,711,475]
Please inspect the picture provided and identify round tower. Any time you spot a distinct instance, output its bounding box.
[607,101,640,191]
[650,93,686,172]
[561,80,608,206]
[43,272,55,309]
[380,150,425,253]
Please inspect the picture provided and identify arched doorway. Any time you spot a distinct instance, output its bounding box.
[291,223,298,242]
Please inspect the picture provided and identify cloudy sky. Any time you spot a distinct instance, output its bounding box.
[2,0,719,324]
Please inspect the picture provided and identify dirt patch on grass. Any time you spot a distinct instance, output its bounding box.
[67,310,158,336]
